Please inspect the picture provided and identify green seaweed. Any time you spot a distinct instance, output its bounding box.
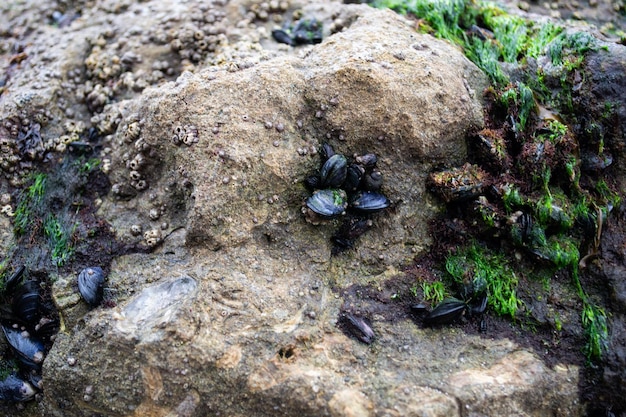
[44,214,76,267]
[422,281,447,304]
[13,173,47,236]
[445,244,520,318]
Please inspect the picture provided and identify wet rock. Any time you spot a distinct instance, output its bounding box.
[576,42,626,187]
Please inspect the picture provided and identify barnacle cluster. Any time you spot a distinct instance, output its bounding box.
[167,4,228,66]
[171,124,200,147]
[303,143,391,253]
[246,0,290,23]
[0,108,59,185]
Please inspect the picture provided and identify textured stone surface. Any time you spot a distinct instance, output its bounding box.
[0,0,587,416]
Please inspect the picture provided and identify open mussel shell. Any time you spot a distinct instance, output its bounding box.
[0,374,36,402]
[1,325,45,370]
[78,266,105,307]
[306,189,348,218]
[349,191,390,213]
[423,298,467,326]
[320,154,347,188]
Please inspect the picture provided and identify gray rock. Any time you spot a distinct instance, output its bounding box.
[1,0,583,416]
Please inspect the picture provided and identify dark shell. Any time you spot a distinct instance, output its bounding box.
[78,266,105,307]
[341,313,375,344]
[271,29,294,46]
[12,281,41,325]
[2,325,45,369]
[305,189,347,218]
[423,298,467,326]
[355,153,377,169]
[304,174,321,191]
[349,191,390,213]
[342,164,364,193]
[362,171,383,191]
[67,141,94,155]
[320,154,347,188]
[319,143,335,163]
[331,216,371,254]
[410,303,429,315]
[469,293,489,316]
[4,265,25,293]
[0,374,36,402]
[292,19,323,45]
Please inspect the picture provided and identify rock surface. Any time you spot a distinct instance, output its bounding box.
[0,0,593,416]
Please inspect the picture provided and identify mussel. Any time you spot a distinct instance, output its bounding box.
[0,374,36,402]
[320,154,348,188]
[342,164,364,193]
[2,325,45,369]
[305,189,348,218]
[361,171,383,192]
[4,265,25,292]
[423,298,467,326]
[271,29,294,46]
[331,216,371,254]
[78,266,105,307]
[340,313,375,344]
[350,191,390,213]
[355,153,377,169]
[12,281,41,325]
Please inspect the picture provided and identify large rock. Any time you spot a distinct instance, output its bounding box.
[0,0,584,416]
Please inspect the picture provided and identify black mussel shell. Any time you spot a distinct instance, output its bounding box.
[350,191,390,213]
[423,298,467,326]
[304,174,321,191]
[4,265,25,293]
[306,189,348,218]
[331,216,371,254]
[78,267,105,307]
[67,141,93,155]
[319,143,335,163]
[355,153,377,169]
[271,29,294,46]
[340,313,375,344]
[292,19,322,45]
[2,325,45,369]
[0,374,36,402]
[12,281,41,325]
[410,303,429,315]
[469,293,488,316]
[343,164,364,193]
[320,154,348,188]
[362,171,383,191]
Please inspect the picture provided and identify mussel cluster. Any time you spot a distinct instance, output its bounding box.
[0,266,59,402]
[272,18,323,47]
[415,279,488,327]
[303,143,391,252]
